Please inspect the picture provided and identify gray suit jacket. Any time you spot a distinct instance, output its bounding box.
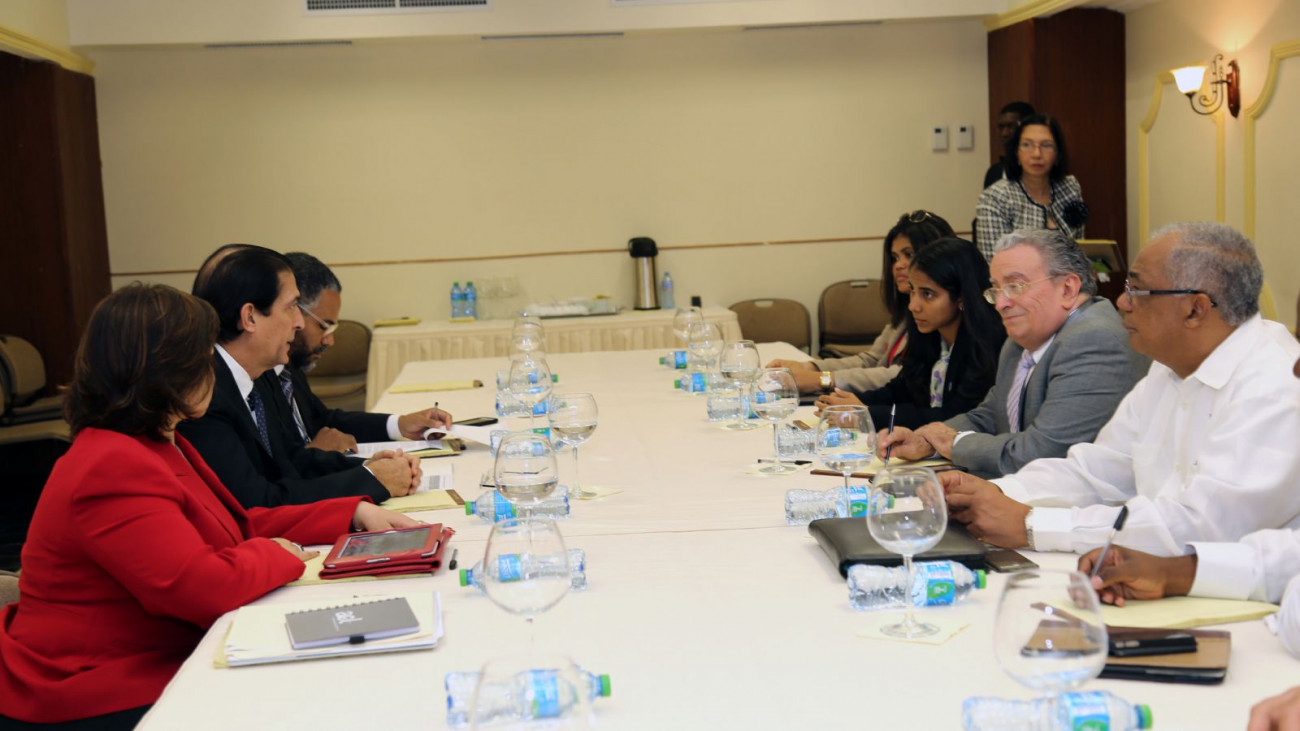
[946,297,1148,478]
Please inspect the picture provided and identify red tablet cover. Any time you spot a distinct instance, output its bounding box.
[319,524,456,580]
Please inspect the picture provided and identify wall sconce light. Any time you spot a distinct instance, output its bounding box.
[1171,54,1240,117]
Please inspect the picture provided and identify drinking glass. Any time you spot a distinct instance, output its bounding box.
[753,367,799,473]
[994,570,1108,696]
[672,307,703,347]
[549,392,598,500]
[686,321,725,378]
[815,404,875,494]
[463,654,597,730]
[493,432,560,506]
[508,355,553,432]
[866,466,948,637]
[480,518,571,646]
[511,318,547,356]
[718,339,762,431]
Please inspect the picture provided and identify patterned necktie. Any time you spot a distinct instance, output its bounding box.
[278,370,311,445]
[246,389,272,455]
[1006,350,1036,433]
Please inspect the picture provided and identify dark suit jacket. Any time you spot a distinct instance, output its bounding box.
[947,297,1149,478]
[856,330,1001,431]
[178,354,389,508]
[267,364,390,444]
[0,429,358,723]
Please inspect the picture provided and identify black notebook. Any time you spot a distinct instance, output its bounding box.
[285,597,420,650]
[808,517,989,578]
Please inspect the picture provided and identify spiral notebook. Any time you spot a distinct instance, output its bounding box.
[285,597,419,650]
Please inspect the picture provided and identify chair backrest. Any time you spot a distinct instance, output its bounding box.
[728,299,812,353]
[0,335,47,405]
[817,279,892,347]
[0,571,19,606]
[309,320,370,378]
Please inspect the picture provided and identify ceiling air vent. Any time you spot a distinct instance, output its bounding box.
[305,0,488,13]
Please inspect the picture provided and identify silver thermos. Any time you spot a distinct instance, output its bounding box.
[629,237,659,310]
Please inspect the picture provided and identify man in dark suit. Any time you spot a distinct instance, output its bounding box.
[267,252,452,454]
[178,246,421,508]
[878,229,1147,478]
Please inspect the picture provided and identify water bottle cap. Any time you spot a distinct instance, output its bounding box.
[974,569,987,589]
[467,280,474,285]
[673,378,682,388]
[1136,704,1152,729]
[458,569,470,587]
[465,503,475,515]
[598,674,611,697]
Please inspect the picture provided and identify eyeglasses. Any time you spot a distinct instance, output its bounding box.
[905,210,937,224]
[1018,140,1057,153]
[1122,279,1218,308]
[298,303,339,336]
[983,276,1058,305]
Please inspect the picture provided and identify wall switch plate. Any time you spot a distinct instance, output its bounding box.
[931,125,949,151]
[957,124,975,150]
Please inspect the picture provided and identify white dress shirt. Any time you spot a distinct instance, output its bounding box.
[216,344,257,421]
[996,315,1300,556]
[1189,530,1300,658]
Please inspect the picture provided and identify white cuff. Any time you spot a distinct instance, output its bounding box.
[386,414,402,440]
[994,475,1029,504]
[1186,542,1263,601]
[952,431,975,446]
[1027,507,1075,553]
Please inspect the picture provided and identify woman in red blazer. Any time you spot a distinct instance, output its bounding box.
[0,284,418,729]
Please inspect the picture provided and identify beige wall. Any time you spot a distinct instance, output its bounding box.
[0,0,70,49]
[95,21,990,333]
[1126,0,1300,327]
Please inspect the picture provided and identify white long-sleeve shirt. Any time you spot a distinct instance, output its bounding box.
[996,315,1300,556]
[1189,530,1300,658]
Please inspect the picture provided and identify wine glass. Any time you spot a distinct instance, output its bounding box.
[672,306,703,347]
[718,339,762,431]
[480,518,571,647]
[511,318,547,356]
[459,653,601,730]
[509,355,553,432]
[993,570,1108,697]
[753,367,799,474]
[866,466,948,638]
[816,404,875,494]
[493,432,560,507]
[686,321,724,380]
[549,392,598,500]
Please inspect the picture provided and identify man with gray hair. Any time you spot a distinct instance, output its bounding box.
[943,222,1300,558]
[879,229,1145,477]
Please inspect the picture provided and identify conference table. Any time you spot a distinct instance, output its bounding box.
[140,345,1296,729]
[364,307,742,408]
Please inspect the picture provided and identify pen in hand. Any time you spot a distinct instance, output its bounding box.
[1088,505,1130,579]
[882,404,896,467]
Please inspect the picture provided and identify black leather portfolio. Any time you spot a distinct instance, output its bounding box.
[808,517,989,578]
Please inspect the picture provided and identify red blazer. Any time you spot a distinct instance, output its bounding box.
[0,428,362,723]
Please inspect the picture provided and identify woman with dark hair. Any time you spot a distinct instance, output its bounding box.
[769,210,955,394]
[816,238,1006,430]
[0,284,417,729]
[975,114,1087,260]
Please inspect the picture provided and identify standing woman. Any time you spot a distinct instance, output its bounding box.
[0,284,417,729]
[975,114,1087,261]
[817,238,1006,430]
[768,210,954,394]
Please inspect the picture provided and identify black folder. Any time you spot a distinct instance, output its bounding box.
[808,517,989,578]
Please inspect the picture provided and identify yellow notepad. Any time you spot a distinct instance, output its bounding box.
[388,380,483,394]
[1097,596,1280,629]
[381,489,463,513]
[373,317,421,328]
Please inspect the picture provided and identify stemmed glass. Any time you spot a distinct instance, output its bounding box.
[866,466,948,637]
[480,518,571,647]
[673,307,703,347]
[993,570,1108,697]
[816,404,876,494]
[493,431,560,507]
[509,354,553,432]
[549,392,599,500]
[718,339,762,430]
[686,321,724,381]
[512,317,546,356]
[753,367,799,474]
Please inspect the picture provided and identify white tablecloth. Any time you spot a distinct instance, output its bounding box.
[365,307,742,408]
[140,346,1297,730]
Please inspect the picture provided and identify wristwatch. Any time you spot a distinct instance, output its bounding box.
[1023,508,1036,551]
[819,371,833,390]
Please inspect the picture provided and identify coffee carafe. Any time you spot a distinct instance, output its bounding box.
[629,237,659,310]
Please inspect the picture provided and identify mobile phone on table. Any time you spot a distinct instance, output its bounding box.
[454,416,499,427]
[985,548,1039,573]
[1108,630,1198,657]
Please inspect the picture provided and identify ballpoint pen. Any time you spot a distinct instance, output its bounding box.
[882,404,896,468]
[1089,505,1130,579]
[448,548,459,571]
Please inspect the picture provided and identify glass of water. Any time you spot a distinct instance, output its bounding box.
[753,367,799,474]
[866,466,947,638]
[673,307,703,347]
[549,392,598,500]
[687,321,725,378]
[815,404,875,494]
[718,340,762,431]
[509,354,553,432]
[492,432,560,508]
[994,569,1108,698]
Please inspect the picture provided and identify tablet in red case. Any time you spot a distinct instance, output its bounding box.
[319,524,455,580]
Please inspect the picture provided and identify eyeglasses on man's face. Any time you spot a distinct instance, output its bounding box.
[1122,279,1218,308]
[298,303,339,336]
[982,276,1058,305]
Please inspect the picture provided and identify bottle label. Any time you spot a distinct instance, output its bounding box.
[1061,692,1111,731]
[496,554,523,582]
[670,351,688,369]
[819,429,844,448]
[527,670,562,719]
[689,372,706,391]
[845,485,869,517]
[494,499,517,521]
[918,562,957,606]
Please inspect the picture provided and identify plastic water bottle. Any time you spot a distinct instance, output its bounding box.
[659,350,689,369]
[675,371,717,393]
[660,271,675,310]
[450,282,465,318]
[445,666,611,728]
[465,489,570,522]
[962,691,1152,731]
[784,484,870,524]
[847,560,986,610]
[464,281,478,320]
[460,548,587,592]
